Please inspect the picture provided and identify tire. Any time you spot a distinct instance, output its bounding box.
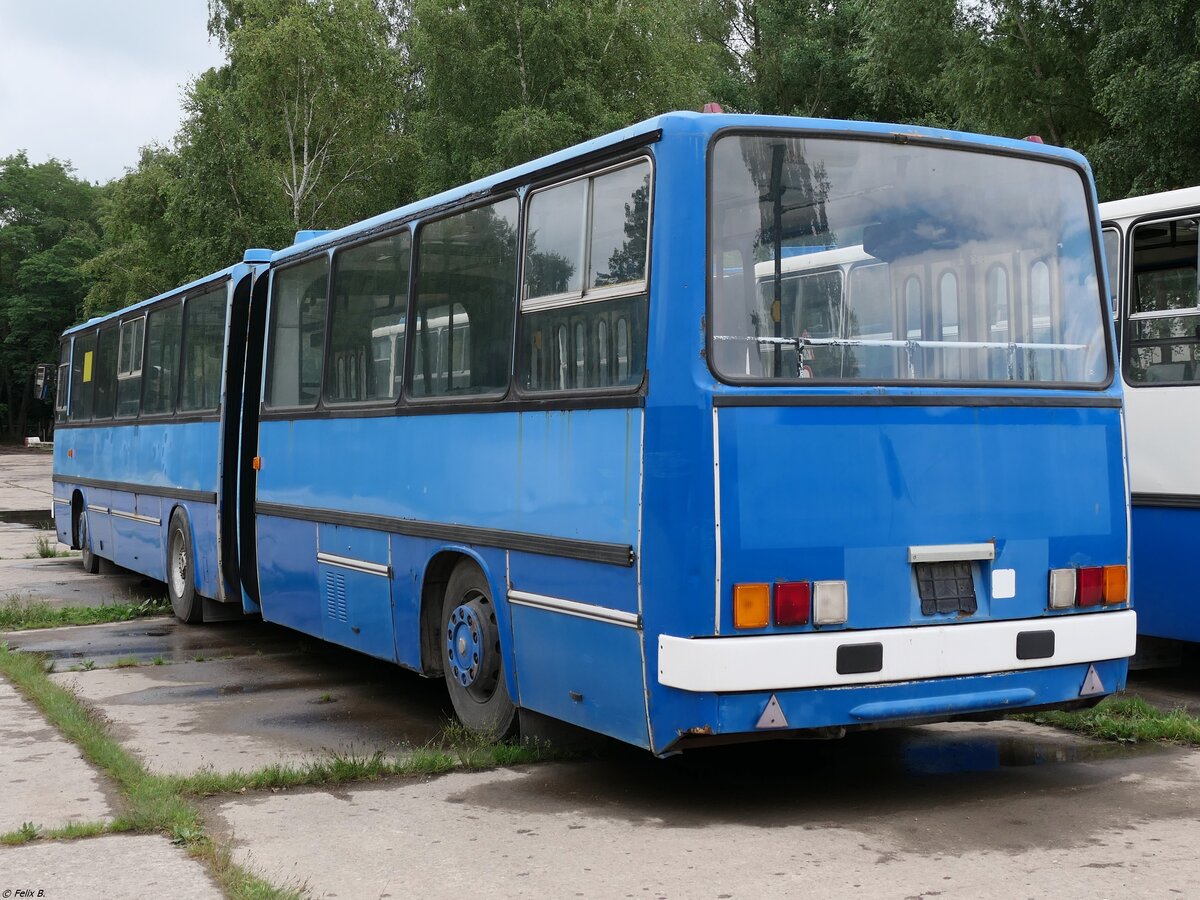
[167,509,202,624]
[78,508,99,575]
[441,560,516,738]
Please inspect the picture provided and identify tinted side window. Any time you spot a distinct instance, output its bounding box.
[93,327,119,420]
[522,159,651,392]
[269,257,329,408]
[69,331,96,421]
[327,231,410,403]
[55,341,69,422]
[117,316,145,418]
[413,200,518,398]
[180,286,227,412]
[142,304,183,415]
[1126,217,1200,384]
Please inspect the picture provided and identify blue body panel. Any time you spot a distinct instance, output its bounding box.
[1131,506,1200,642]
[53,421,222,595]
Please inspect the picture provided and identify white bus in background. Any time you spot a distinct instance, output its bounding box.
[1101,186,1200,644]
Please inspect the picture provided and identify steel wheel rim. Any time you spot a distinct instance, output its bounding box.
[445,590,500,703]
[170,528,187,598]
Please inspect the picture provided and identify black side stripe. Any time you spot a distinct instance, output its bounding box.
[256,500,636,567]
[53,474,216,505]
[1131,492,1200,510]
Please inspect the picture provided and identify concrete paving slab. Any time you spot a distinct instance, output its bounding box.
[0,448,54,514]
[0,681,113,834]
[49,649,450,775]
[210,722,1200,899]
[0,834,222,899]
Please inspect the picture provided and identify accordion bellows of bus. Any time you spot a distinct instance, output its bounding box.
[53,111,1134,755]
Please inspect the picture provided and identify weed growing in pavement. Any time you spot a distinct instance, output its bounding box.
[152,655,165,666]
[0,595,171,631]
[1019,695,1200,744]
[0,820,110,846]
[192,653,206,662]
[317,691,334,703]
[112,656,140,669]
[79,659,95,671]
[31,535,74,558]
[0,643,301,898]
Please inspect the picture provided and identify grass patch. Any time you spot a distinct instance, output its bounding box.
[113,656,141,669]
[1021,695,1200,745]
[0,643,558,898]
[0,595,170,631]
[0,643,300,898]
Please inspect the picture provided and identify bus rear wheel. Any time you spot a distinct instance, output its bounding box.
[167,509,202,624]
[78,508,99,575]
[441,560,516,738]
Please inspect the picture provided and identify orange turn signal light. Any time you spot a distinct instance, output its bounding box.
[733,583,770,629]
[1102,565,1127,604]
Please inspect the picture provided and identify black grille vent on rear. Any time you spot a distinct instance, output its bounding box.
[915,561,977,616]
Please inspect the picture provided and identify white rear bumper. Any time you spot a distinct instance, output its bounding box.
[658,609,1136,693]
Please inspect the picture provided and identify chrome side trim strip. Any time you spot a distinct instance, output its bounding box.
[110,510,161,526]
[316,551,391,577]
[908,542,996,564]
[86,504,110,515]
[52,498,70,506]
[508,589,640,628]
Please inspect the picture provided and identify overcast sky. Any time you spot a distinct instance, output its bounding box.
[0,1,226,184]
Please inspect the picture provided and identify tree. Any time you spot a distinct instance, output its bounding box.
[1089,0,1200,198]
[408,0,723,194]
[0,153,100,439]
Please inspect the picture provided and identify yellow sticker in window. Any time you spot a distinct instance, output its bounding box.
[82,351,93,383]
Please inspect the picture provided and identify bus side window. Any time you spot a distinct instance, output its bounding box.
[327,230,410,404]
[55,341,70,423]
[142,303,183,416]
[92,326,118,420]
[521,159,650,392]
[69,330,97,422]
[938,270,960,379]
[268,256,329,408]
[413,199,518,398]
[180,285,227,412]
[1126,217,1200,384]
[1102,227,1120,343]
[116,316,145,417]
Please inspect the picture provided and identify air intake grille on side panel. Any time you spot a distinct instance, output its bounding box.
[325,570,347,622]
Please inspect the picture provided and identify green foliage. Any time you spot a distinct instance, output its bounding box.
[408,0,721,193]
[1089,0,1200,198]
[0,152,99,438]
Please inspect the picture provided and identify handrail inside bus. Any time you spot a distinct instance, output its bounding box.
[712,334,1088,352]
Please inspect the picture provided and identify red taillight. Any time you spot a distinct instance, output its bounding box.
[1077,566,1104,606]
[774,581,811,626]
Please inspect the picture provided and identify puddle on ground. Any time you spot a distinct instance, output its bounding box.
[0,510,50,526]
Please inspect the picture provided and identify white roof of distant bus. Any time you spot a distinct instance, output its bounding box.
[1099,185,1200,223]
[754,245,877,278]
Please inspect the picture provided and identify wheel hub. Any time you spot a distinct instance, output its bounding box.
[446,605,483,688]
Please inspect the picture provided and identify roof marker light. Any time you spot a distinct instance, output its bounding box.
[702,102,725,114]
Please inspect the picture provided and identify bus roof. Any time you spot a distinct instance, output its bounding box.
[273,111,1094,265]
[754,245,878,278]
[1099,185,1200,223]
[60,256,267,339]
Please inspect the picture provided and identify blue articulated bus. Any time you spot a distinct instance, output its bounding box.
[52,253,270,621]
[1100,186,1200,644]
[54,112,1135,754]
